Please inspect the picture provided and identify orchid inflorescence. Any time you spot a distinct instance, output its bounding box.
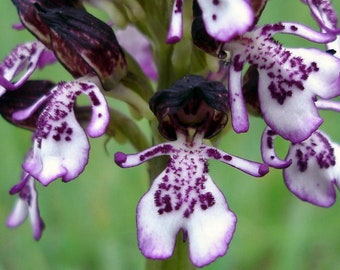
[1,0,340,268]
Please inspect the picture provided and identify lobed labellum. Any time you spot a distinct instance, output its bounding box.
[226,22,340,142]
[23,80,109,185]
[115,131,268,266]
[284,131,340,207]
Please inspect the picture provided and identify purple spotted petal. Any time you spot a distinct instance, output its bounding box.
[258,47,340,143]
[196,0,254,42]
[0,41,48,95]
[6,173,45,240]
[204,146,269,177]
[303,0,340,34]
[137,172,236,267]
[283,131,339,207]
[260,126,292,168]
[23,80,109,185]
[304,0,340,57]
[166,0,183,43]
[228,66,249,133]
[225,23,340,142]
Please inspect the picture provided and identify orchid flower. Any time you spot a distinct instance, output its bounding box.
[17,80,110,186]
[167,0,254,43]
[224,23,340,143]
[192,2,340,143]
[115,75,268,267]
[262,126,340,207]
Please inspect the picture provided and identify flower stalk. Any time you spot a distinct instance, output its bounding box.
[1,0,340,269]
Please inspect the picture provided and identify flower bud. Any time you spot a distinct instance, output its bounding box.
[36,5,127,90]
[12,0,84,46]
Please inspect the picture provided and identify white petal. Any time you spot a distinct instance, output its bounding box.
[186,175,236,267]
[260,127,292,168]
[257,47,340,142]
[24,110,89,185]
[7,175,45,240]
[197,0,254,41]
[284,131,338,207]
[166,0,183,43]
[6,199,28,227]
[259,83,322,143]
[228,64,249,133]
[137,185,179,259]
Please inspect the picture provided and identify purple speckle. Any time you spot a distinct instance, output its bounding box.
[88,91,101,106]
[19,186,32,205]
[206,148,221,159]
[266,129,276,149]
[199,192,215,210]
[114,152,127,166]
[52,134,61,141]
[294,132,336,173]
[233,54,244,72]
[140,144,173,161]
[261,23,285,35]
[212,14,217,21]
[259,164,269,176]
[174,0,183,13]
[223,155,232,161]
[290,25,298,31]
[296,148,308,172]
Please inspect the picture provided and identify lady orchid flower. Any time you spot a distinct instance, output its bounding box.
[224,24,340,143]
[262,126,340,207]
[20,80,110,186]
[115,75,268,267]
[192,3,340,143]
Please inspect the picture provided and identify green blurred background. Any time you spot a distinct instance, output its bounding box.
[1,1,340,269]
